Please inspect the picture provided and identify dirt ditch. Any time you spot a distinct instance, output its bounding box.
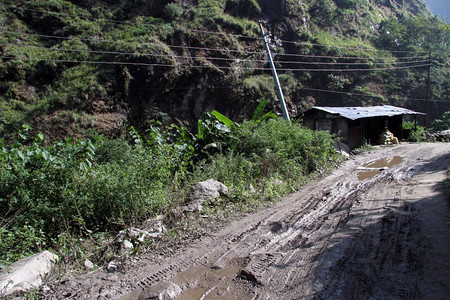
[45,143,450,300]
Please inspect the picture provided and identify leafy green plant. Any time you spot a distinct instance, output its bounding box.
[431,111,450,132]
[252,100,277,122]
[0,225,46,264]
[402,121,426,142]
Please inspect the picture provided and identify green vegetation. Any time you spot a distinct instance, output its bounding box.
[431,110,450,132]
[402,121,426,142]
[0,115,339,266]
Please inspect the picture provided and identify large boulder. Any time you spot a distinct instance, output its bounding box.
[183,179,228,212]
[0,251,59,297]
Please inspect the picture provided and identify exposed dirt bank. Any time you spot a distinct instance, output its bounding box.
[44,143,450,299]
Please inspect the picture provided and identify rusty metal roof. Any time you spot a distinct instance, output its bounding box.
[311,105,425,120]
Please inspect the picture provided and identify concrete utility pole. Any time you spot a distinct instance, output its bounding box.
[259,21,290,121]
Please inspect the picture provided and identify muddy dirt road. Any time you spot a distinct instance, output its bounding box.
[48,143,450,300]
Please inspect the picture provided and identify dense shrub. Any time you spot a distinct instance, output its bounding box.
[431,111,450,132]
[232,118,337,174]
[0,126,179,264]
[402,121,426,142]
[190,118,338,204]
[164,3,183,21]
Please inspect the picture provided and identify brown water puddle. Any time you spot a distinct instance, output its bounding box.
[175,288,206,300]
[173,263,250,300]
[357,156,404,181]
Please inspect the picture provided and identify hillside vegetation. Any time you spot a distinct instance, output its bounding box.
[0,0,448,140]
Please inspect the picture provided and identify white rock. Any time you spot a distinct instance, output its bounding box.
[0,251,58,297]
[183,179,228,212]
[107,261,118,273]
[274,179,284,186]
[122,240,134,250]
[84,259,95,270]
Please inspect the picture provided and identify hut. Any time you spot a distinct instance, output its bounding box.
[303,105,425,149]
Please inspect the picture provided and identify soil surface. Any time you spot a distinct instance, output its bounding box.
[45,143,450,300]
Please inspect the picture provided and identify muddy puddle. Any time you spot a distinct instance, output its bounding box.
[173,263,251,300]
[357,156,404,180]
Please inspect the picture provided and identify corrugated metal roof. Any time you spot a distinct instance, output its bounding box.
[312,105,425,120]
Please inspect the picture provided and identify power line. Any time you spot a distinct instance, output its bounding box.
[0,42,265,65]
[304,87,450,102]
[2,30,429,62]
[3,4,429,54]
[2,30,264,56]
[277,59,429,66]
[0,43,430,67]
[3,5,262,41]
[11,84,448,103]
[0,55,432,73]
[276,38,427,54]
[276,52,427,61]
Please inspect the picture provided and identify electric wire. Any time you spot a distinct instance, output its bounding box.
[3,5,262,41]
[0,54,432,73]
[10,84,448,103]
[0,42,265,64]
[2,4,429,54]
[303,88,449,103]
[0,43,431,67]
[1,30,264,56]
[1,30,429,62]
[0,4,444,105]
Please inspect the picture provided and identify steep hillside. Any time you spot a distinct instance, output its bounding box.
[0,0,448,140]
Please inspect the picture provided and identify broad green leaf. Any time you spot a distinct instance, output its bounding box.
[17,150,25,161]
[197,120,204,139]
[211,110,235,128]
[259,112,277,122]
[42,151,50,161]
[37,133,45,142]
[252,100,268,121]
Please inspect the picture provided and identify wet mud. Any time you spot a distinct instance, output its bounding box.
[357,156,404,180]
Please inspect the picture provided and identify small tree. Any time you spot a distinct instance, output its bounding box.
[431,111,450,132]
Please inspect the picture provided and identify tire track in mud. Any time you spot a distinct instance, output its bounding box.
[126,144,445,299]
[251,174,376,298]
[310,146,450,300]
